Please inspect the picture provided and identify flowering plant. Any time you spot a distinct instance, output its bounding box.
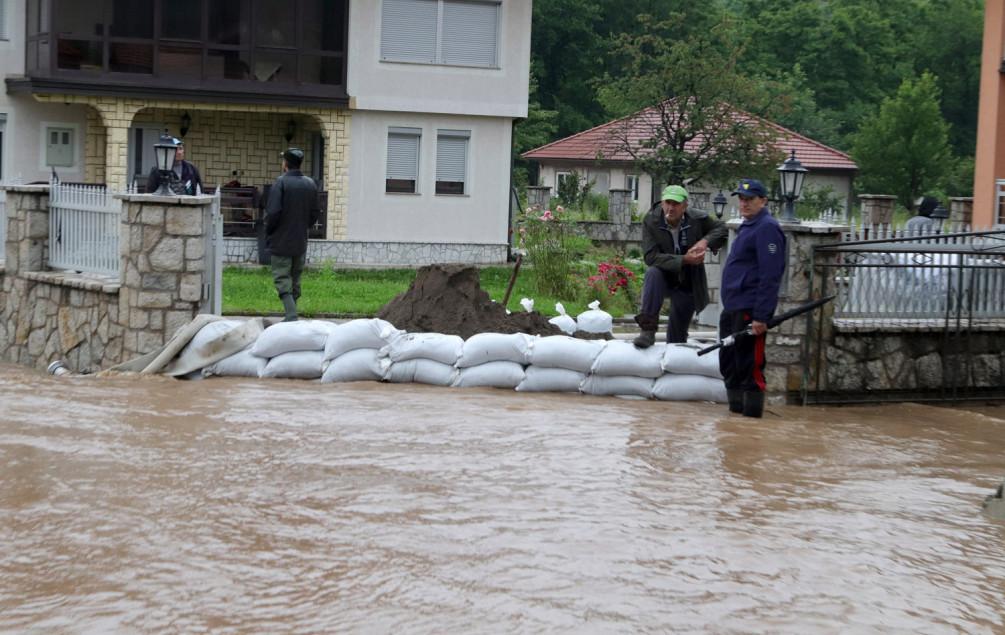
[517,204,576,297]
[587,260,635,296]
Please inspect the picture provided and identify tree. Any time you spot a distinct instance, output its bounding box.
[597,14,784,188]
[851,73,953,210]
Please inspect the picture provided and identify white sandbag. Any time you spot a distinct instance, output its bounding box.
[651,374,727,403]
[251,320,333,358]
[590,340,665,378]
[661,343,722,378]
[516,367,585,393]
[548,302,577,335]
[173,319,243,371]
[380,332,463,366]
[576,300,613,334]
[202,347,267,378]
[456,333,533,367]
[580,375,654,399]
[324,318,401,361]
[383,358,457,386]
[527,335,605,373]
[261,350,326,379]
[452,361,526,389]
[320,348,384,383]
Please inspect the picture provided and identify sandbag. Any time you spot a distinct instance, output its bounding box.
[651,374,727,403]
[324,318,401,361]
[261,350,326,379]
[527,336,605,373]
[456,333,533,367]
[321,348,385,383]
[380,331,464,366]
[590,340,665,378]
[576,300,613,334]
[548,302,577,335]
[580,375,654,399]
[251,320,332,358]
[171,319,243,371]
[383,358,457,386]
[662,344,722,378]
[452,361,526,389]
[202,347,267,378]
[516,367,585,393]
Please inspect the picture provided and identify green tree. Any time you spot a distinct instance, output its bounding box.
[851,73,953,210]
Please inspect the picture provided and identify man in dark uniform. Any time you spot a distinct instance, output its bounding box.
[633,184,728,348]
[719,178,786,418]
[146,136,202,195]
[265,148,320,322]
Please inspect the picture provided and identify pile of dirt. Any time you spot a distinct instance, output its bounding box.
[377,264,562,340]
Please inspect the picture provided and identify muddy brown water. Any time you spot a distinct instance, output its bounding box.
[1,363,1004,633]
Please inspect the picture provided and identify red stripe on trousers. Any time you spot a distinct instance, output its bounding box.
[753,333,766,391]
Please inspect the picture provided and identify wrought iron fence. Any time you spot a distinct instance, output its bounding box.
[48,179,121,277]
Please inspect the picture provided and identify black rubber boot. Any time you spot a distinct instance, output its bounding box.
[742,391,765,418]
[633,313,659,349]
[727,389,744,413]
[281,293,298,322]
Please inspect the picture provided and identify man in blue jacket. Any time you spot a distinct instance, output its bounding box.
[719,178,786,418]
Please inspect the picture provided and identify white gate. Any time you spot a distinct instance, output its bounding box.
[48,179,121,277]
[202,189,223,315]
[0,191,6,263]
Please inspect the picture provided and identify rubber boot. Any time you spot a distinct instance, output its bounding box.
[281,293,298,322]
[633,313,659,349]
[742,391,765,418]
[727,389,744,414]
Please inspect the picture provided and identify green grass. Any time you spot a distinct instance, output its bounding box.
[223,264,641,318]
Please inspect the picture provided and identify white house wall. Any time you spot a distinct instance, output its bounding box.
[347,0,531,118]
[348,111,513,245]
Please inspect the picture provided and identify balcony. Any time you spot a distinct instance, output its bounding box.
[11,0,349,107]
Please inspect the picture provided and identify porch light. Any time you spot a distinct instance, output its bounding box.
[777,149,808,223]
[152,134,179,196]
[712,190,727,219]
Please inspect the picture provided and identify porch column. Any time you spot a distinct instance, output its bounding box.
[91,100,144,191]
[316,109,351,240]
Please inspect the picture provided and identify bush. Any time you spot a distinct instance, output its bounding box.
[517,205,578,298]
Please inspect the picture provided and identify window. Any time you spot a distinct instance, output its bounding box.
[556,171,574,191]
[436,129,469,195]
[386,127,421,194]
[381,0,499,68]
[0,0,7,40]
[45,126,75,168]
[626,174,639,201]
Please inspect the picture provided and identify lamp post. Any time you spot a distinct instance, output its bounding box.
[152,134,179,196]
[712,190,727,219]
[777,149,808,223]
[931,202,949,232]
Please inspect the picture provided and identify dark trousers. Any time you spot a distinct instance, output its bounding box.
[718,308,767,393]
[640,266,695,343]
[271,253,306,299]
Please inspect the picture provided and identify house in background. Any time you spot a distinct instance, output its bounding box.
[1,0,531,265]
[522,105,857,216]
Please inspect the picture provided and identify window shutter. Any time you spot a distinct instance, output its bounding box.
[436,130,468,184]
[0,0,6,39]
[442,1,498,67]
[387,129,421,181]
[381,0,438,63]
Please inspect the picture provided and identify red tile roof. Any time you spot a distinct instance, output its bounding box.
[522,103,858,171]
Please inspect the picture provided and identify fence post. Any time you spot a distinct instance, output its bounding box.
[949,196,974,229]
[608,188,633,226]
[525,185,552,211]
[858,194,897,230]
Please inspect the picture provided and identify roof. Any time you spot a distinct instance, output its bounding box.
[521,103,858,171]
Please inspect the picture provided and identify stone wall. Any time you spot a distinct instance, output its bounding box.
[0,185,215,372]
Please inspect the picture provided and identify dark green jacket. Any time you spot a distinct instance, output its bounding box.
[641,206,728,313]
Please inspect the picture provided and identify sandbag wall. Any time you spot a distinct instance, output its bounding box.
[188,319,726,402]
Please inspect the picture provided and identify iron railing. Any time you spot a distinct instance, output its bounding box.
[48,179,121,277]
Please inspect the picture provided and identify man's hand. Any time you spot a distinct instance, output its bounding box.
[751,320,768,336]
[683,239,707,265]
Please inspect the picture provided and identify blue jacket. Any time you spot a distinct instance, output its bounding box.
[720,208,786,321]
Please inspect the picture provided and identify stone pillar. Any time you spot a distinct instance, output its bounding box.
[1,185,50,274]
[317,108,351,240]
[116,193,216,359]
[608,188,632,225]
[526,185,552,210]
[949,196,974,227]
[858,194,897,227]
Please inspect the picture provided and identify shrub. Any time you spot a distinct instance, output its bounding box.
[517,205,577,298]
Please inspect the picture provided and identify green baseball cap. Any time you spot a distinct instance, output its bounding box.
[660,185,688,202]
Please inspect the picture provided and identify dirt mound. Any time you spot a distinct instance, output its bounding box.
[377,264,562,340]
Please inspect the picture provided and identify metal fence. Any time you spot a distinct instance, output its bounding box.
[48,179,121,277]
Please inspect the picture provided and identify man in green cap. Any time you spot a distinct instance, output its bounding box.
[633,184,728,347]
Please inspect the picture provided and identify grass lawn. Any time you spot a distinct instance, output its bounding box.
[223,264,640,319]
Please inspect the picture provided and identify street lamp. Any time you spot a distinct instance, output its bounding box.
[152,133,179,196]
[712,190,727,219]
[777,149,808,223]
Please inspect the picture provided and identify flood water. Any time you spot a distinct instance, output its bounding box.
[1,363,1004,634]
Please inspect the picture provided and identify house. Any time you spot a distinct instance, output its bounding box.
[1,0,531,265]
[521,104,857,216]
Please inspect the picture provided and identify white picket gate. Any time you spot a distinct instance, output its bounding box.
[48,179,121,277]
